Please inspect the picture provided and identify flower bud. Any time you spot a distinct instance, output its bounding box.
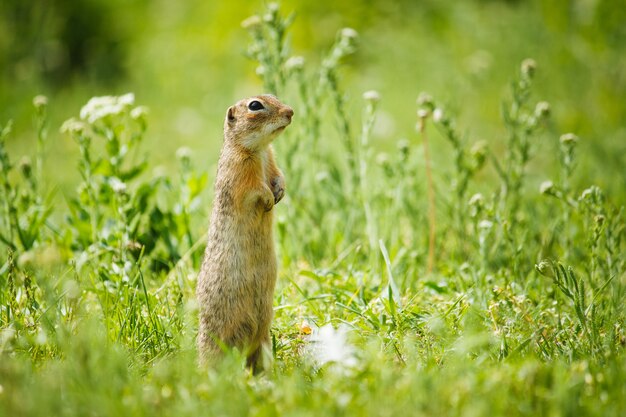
[285,56,305,71]
[416,92,433,107]
[340,28,358,41]
[362,90,381,103]
[535,101,550,118]
[559,133,578,145]
[521,58,537,78]
[539,180,555,195]
[33,95,48,109]
[432,108,444,123]
[241,15,262,30]
[468,193,484,207]
[19,156,32,178]
[535,260,555,278]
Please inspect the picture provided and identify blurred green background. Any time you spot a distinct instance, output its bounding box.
[1,0,625,198]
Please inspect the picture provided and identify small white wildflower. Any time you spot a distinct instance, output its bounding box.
[580,187,594,200]
[362,90,381,103]
[340,28,358,40]
[241,15,262,29]
[109,177,127,194]
[130,106,149,120]
[535,101,550,118]
[416,92,433,106]
[468,193,484,206]
[307,324,357,368]
[535,260,554,278]
[470,140,487,157]
[478,220,493,230]
[118,93,135,107]
[539,180,555,195]
[60,118,86,135]
[559,133,578,144]
[285,56,305,71]
[79,93,135,123]
[33,95,48,109]
[397,139,410,153]
[417,109,429,119]
[432,108,444,123]
[176,146,192,161]
[256,65,266,76]
[521,58,537,77]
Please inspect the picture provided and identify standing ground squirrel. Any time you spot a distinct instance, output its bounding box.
[197,94,293,372]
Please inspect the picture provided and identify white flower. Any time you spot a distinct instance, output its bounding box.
[176,146,192,161]
[416,92,433,107]
[60,118,87,135]
[417,109,429,119]
[469,193,484,206]
[241,15,262,29]
[307,324,357,367]
[109,177,127,194]
[521,58,537,77]
[535,101,550,118]
[470,140,487,157]
[340,28,358,40]
[130,106,149,120]
[362,90,381,103]
[580,188,593,200]
[118,93,135,106]
[432,108,444,123]
[539,180,555,195]
[478,220,493,230]
[33,95,48,109]
[285,56,305,71]
[559,133,578,144]
[80,93,135,123]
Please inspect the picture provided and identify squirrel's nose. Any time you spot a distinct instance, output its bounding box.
[281,107,294,121]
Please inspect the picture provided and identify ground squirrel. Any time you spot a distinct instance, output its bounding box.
[197,94,293,372]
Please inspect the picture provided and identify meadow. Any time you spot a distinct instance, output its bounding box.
[1,2,625,416]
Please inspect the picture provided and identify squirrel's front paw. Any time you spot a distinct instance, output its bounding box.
[261,188,274,212]
[270,176,285,204]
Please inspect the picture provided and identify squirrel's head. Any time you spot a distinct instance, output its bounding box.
[224,94,294,150]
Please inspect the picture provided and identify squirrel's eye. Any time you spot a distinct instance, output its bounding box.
[248,100,264,111]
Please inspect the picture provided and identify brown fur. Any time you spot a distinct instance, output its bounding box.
[197,95,293,372]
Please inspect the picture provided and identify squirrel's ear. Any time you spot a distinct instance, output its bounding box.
[227,106,236,124]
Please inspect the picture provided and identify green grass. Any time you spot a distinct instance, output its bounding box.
[1,4,625,416]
